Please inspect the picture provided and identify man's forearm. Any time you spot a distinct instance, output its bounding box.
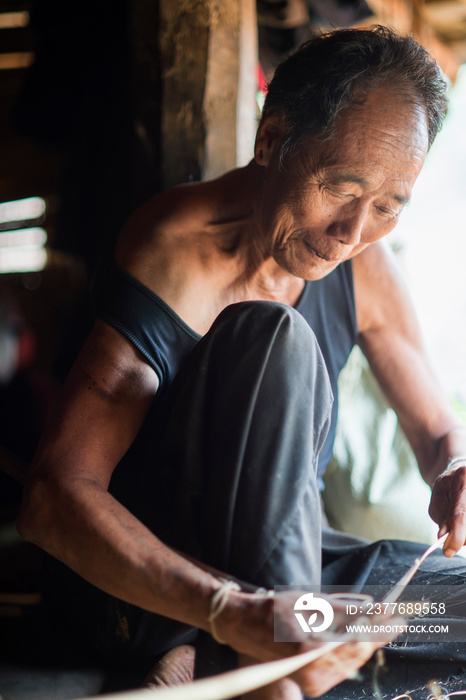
[17,474,223,631]
[17,471,293,662]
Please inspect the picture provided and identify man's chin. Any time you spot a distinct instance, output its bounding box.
[280,257,341,282]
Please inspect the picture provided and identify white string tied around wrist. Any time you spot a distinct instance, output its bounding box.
[445,456,466,472]
[208,579,242,644]
[208,580,274,644]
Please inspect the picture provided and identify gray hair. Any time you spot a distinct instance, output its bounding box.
[261,25,448,164]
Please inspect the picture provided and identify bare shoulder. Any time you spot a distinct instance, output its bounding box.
[352,239,397,278]
[114,174,242,298]
[108,169,251,333]
[114,167,248,274]
[116,181,215,266]
[352,240,412,334]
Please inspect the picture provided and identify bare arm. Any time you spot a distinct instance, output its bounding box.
[354,242,466,554]
[17,316,391,694]
[17,319,223,628]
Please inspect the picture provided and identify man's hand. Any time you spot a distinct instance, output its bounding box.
[216,589,404,697]
[285,595,404,696]
[429,460,466,556]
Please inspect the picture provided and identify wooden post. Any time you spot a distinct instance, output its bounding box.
[131,0,258,194]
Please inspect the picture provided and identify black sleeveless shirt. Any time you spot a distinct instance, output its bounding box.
[95,261,357,488]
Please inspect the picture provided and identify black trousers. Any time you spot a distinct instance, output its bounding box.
[47,302,466,697]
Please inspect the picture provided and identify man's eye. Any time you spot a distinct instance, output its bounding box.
[375,205,400,219]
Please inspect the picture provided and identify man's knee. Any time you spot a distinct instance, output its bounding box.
[211,300,319,357]
[203,301,334,422]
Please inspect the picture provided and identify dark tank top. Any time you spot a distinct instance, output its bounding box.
[95,261,357,487]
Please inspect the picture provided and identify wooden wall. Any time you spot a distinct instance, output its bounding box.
[132,0,258,193]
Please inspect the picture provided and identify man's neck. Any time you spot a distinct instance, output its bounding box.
[210,162,305,305]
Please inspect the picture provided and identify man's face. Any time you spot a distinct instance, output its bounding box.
[256,87,429,280]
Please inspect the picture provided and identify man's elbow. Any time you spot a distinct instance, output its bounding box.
[16,475,58,548]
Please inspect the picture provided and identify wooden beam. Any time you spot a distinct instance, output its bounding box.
[131,0,258,193]
[203,0,258,179]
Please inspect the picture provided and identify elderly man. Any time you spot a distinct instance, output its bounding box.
[17,25,466,699]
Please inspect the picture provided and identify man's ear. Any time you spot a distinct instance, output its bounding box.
[254,109,287,166]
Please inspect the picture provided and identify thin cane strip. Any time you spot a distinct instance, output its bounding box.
[382,535,448,605]
[69,536,454,700]
[387,688,466,700]
[79,639,349,700]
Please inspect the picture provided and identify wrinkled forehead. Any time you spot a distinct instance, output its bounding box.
[307,87,429,164]
[335,84,429,143]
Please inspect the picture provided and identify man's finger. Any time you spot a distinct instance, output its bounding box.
[429,485,449,525]
[444,507,466,555]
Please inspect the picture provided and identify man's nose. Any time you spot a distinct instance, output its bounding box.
[327,200,367,246]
